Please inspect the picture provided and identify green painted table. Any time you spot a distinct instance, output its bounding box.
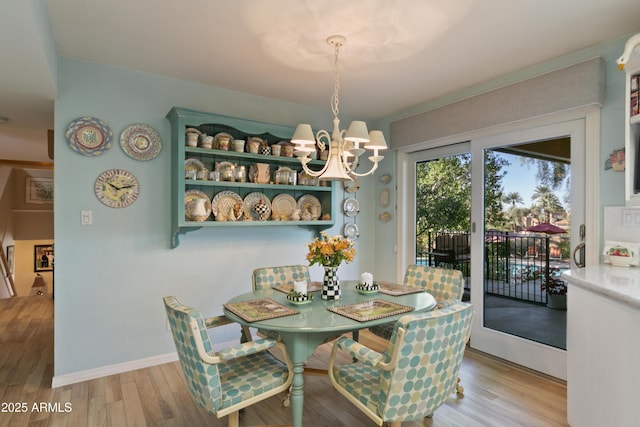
[223,281,436,427]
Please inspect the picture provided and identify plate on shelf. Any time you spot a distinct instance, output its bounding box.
[185,158,206,172]
[120,123,162,161]
[343,223,359,240]
[244,192,271,221]
[214,132,234,149]
[184,190,211,222]
[212,191,244,219]
[271,193,297,221]
[343,198,359,217]
[297,194,322,220]
[65,116,113,156]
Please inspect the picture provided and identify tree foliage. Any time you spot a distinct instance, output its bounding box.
[415,152,509,244]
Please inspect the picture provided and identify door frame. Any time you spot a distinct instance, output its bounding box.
[396,105,600,379]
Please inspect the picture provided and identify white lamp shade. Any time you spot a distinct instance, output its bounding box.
[291,124,316,145]
[365,130,388,150]
[345,121,370,143]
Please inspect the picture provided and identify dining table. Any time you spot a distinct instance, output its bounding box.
[223,280,436,427]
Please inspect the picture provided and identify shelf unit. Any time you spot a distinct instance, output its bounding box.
[625,47,640,205]
[166,107,335,247]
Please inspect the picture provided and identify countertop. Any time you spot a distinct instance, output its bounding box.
[562,264,640,310]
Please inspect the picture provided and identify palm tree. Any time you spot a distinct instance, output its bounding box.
[503,192,524,230]
[531,186,563,222]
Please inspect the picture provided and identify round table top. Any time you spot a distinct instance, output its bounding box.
[224,280,436,335]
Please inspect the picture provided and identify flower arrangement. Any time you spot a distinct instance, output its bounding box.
[541,277,567,295]
[306,232,356,267]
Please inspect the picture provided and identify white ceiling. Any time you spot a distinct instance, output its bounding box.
[2,0,640,163]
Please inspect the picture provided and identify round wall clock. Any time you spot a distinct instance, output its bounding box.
[95,169,140,208]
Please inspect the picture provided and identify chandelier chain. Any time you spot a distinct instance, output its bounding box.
[332,41,340,119]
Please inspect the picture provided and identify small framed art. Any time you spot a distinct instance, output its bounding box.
[34,245,54,272]
[26,178,53,204]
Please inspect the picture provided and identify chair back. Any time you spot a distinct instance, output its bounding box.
[381,302,473,421]
[252,265,311,291]
[403,264,464,303]
[163,296,221,414]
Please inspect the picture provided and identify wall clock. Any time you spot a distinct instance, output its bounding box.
[95,169,140,208]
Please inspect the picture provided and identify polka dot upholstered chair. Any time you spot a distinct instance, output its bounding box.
[369,265,465,341]
[252,265,311,291]
[163,296,293,427]
[328,302,474,426]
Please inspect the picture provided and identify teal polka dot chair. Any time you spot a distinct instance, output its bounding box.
[369,265,465,340]
[163,296,293,427]
[252,265,311,292]
[328,302,474,426]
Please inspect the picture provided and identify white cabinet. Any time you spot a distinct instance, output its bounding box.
[624,46,640,204]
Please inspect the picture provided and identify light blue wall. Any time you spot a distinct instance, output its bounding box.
[53,58,378,376]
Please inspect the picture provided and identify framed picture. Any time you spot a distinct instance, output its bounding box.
[34,245,54,272]
[6,245,14,275]
[26,178,53,204]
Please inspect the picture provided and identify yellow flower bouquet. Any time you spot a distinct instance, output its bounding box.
[306,232,356,267]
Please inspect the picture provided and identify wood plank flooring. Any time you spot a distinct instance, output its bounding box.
[0,296,568,426]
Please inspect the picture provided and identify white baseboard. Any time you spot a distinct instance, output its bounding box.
[51,338,239,388]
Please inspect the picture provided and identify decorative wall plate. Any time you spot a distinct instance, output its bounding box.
[184,190,211,221]
[343,198,359,217]
[66,116,113,156]
[379,212,392,223]
[95,169,139,208]
[212,191,244,219]
[120,123,162,160]
[271,193,297,220]
[379,173,392,184]
[244,192,271,221]
[297,194,322,220]
[343,223,359,240]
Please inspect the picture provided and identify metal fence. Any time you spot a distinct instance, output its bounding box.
[416,230,569,305]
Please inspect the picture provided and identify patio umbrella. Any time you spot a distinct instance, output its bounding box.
[524,222,566,235]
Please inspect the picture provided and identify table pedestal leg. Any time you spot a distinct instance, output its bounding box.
[290,362,305,427]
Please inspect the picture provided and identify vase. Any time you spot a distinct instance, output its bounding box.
[322,266,341,300]
[546,294,567,310]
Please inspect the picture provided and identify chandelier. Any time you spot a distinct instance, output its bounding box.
[291,35,387,181]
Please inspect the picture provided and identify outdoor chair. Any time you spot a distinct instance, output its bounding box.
[163,296,293,427]
[328,302,474,426]
[368,265,465,340]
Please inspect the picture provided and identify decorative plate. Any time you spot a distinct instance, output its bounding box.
[184,190,211,221]
[65,116,113,156]
[343,198,359,217]
[212,190,244,219]
[244,192,271,221]
[95,169,139,208]
[379,212,392,223]
[343,223,359,240]
[120,123,162,161]
[271,193,297,220]
[297,194,322,220]
[603,240,640,266]
[379,173,392,184]
[185,158,206,172]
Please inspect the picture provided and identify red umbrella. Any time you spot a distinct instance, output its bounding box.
[524,222,566,235]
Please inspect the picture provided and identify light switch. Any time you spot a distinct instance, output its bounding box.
[81,210,93,225]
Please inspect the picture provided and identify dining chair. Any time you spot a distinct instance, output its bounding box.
[368,265,465,340]
[252,264,311,291]
[328,301,474,426]
[163,296,293,427]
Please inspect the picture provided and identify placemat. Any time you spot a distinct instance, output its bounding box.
[224,298,299,322]
[328,299,413,322]
[377,281,425,296]
[272,281,322,294]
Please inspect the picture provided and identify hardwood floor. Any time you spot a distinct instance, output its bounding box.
[0,296,568,426]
